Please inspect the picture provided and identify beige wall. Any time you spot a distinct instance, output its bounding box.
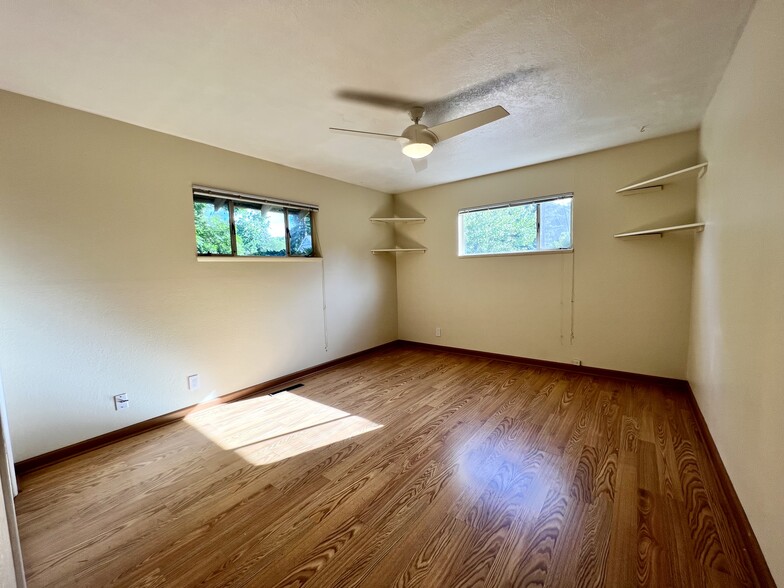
[0,90,398,461]
[395,131,699,379]
[688,0,784,582]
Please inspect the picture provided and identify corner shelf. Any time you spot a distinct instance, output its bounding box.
[614,223,705,238]
[371,247,427,254]
[369,217,426,224]
[616,162,708,194]
[370,213,427,254]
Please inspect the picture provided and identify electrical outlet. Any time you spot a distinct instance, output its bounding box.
[114,393,129,411]
[435,327,442,337]
[187,374,200,391]
[572,359,582,366]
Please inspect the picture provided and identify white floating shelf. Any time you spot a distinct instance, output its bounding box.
[371,247,427,254]
[614,223,705,238]
[616,162,708,194]
[369,217,426,224]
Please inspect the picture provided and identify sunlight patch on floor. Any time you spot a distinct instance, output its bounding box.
[184,391,383,465]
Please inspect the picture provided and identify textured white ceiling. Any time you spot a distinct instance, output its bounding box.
[0,1,753,194]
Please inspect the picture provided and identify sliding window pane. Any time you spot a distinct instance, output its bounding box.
[287,210,313,257]
[235,204,286,256]
[193,198,231,254]
[540,197,572,250]
[460,203,537,255]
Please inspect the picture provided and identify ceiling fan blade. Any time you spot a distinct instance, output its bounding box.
[424,66,541,121]
[427,105,509,142]
[336,89,421,110]
[411,157,428,173]
[330,127,402,140]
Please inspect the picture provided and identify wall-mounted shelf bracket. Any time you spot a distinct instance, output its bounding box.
[618,185,664,196]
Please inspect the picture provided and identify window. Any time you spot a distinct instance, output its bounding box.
[193,186,316,258]
[458,193,572,256]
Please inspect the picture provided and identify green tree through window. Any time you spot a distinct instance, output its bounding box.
[194,200,231,254]
[193,191,315,258]
[459,195,572,256]
[461,204,537,254]
[234,205,286,256]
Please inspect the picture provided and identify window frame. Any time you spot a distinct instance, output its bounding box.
[192,185,318,259]
[457,192,573,258]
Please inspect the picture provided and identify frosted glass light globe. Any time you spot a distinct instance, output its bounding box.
[401,142,433,159]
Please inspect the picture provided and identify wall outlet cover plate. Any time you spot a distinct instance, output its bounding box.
[188,374,200,391]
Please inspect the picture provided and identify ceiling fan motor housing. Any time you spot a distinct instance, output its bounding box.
[400,124,437,148]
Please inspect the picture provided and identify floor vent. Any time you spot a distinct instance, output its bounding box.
[269,383,304,396]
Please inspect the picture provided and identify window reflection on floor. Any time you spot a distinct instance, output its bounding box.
[184,391,383,465]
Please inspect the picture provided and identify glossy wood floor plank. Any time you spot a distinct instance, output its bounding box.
[15,346,771,587]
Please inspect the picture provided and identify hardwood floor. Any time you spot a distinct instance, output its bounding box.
[15,346,770,587]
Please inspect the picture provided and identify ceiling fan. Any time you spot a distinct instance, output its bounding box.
[330,105,509,172]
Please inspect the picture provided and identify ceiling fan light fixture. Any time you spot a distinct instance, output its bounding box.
[400,123,435,159]
[329,105,508,169]
[402,142,433,159]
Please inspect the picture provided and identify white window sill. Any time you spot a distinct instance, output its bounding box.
[459,248,574,259]
[197,256,322,263]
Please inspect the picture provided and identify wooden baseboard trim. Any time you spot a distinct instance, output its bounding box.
[13,340,693,475]
[684,383,776,586]
[398,340,688,389]
[14,341,398,476]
